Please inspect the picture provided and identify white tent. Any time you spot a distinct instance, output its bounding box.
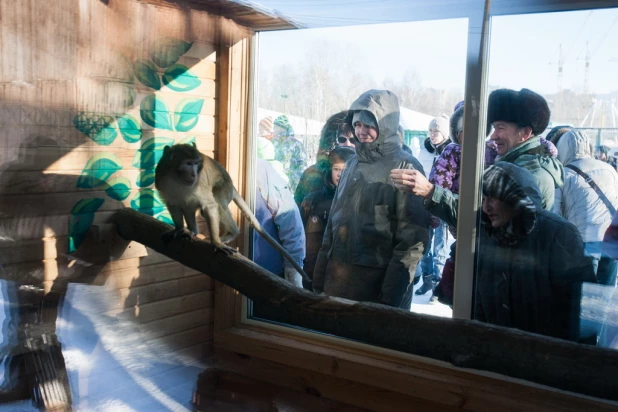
[399,107,434,131]
[257,108,325,137]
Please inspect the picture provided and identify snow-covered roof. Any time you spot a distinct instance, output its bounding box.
[399,107,434,131]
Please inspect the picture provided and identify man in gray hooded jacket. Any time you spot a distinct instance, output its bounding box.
[312,90,430,308]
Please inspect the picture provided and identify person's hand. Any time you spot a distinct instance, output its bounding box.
[284,267,303,288]
[390,169,435,199]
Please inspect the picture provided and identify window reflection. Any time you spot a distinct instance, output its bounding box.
[471,9,618,345]
[251,19,468,323]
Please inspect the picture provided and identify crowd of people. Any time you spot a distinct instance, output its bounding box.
[254,88,618,345]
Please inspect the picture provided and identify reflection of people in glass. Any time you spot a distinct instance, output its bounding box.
[272,115,307,192]
[416,116,453,300]
[253,158,305,288]
[476,162,595,341]
[313,90,430,308]
[294,111,354,207]
[553,130,618,286]
[300,147,355,290]
[487,88,563,210]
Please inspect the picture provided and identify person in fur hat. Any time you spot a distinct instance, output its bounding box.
[487,88,563,210]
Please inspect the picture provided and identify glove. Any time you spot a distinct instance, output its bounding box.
[284,267,303,288]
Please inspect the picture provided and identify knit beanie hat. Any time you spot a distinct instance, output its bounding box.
[428,117,449,140]
[258,117,273,137]
[274,114,293,135]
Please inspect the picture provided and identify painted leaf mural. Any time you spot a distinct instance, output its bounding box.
[68,198,105,253]
[133,59,161,90]
[73,112,118,146]
[76,154,123,189]
[154,210,174,225]
[162,64,201,92]
[140,94,173,130]
[139,136,175,152]
[174,98,204,132]
[117,114,142,143]
[130,189,167,216]
[136,170,156,187]
[151,38,193,68]
[178,136,196,145]
[105,177,132,201]
[132,137,174,169]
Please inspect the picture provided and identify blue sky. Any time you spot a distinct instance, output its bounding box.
[256,4,618,95]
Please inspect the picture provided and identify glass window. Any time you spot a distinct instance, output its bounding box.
[471,8,618,346]
[249,18,469,327]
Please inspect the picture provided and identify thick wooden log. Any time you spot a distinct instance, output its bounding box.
[111,207,618,401]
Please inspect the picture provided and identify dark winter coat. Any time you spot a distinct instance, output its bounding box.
[300,186,335,284]
[294,162,325,207]
[476,162,595,341]
[312,90,430,307]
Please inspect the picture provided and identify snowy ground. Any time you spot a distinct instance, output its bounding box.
[0,281,206,412]
[410,277,453,318]
[0,273,451,411]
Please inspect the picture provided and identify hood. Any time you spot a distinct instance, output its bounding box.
[482,162,542,245]
[556,130,592,166]
[348,90,401,162]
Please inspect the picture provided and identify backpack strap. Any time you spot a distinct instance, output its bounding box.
[566,164,617,216]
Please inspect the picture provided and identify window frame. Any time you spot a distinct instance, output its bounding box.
[213,0,618,406]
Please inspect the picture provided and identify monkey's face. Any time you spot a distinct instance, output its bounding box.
[176,157,202,186]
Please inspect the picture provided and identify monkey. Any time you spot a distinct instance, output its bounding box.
[154,143,310,283]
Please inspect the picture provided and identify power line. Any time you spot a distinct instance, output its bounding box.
[591,15,618,58]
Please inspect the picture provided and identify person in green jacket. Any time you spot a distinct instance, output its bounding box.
[487,88,564,210]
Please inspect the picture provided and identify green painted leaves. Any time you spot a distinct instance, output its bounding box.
[174,98,204,132]
[140,94,173,130]
[137,170,156,187]
[105,177,132,201]
[116,114,142,143]
[68,198,105,253]
[73,113,118,146]
[131,189,167,216]
[132,137,174,169]
[77,154,123,189]
[162,64,201,92]
[151,38,193,68]
[133,59,161,90]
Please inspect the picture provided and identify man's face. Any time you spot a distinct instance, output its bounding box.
[331,162,346,186]
[482,196,514,229]
[337,131,355,149]
[489,121,530,156]
[353,121,379,143]
[429,128,445,145]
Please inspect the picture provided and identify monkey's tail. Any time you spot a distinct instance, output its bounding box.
[232,190,310,283]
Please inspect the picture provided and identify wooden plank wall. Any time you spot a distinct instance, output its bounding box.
[0,0,250,361]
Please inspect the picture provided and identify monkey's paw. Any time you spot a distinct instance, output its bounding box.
[162,228,194,244]
[213,242,237,256]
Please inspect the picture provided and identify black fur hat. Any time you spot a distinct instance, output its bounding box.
[487,88,550,136]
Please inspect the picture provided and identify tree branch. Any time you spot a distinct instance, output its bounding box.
[111,207,618,401]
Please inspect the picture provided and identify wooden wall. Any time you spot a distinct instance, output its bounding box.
[0,0,251,361]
